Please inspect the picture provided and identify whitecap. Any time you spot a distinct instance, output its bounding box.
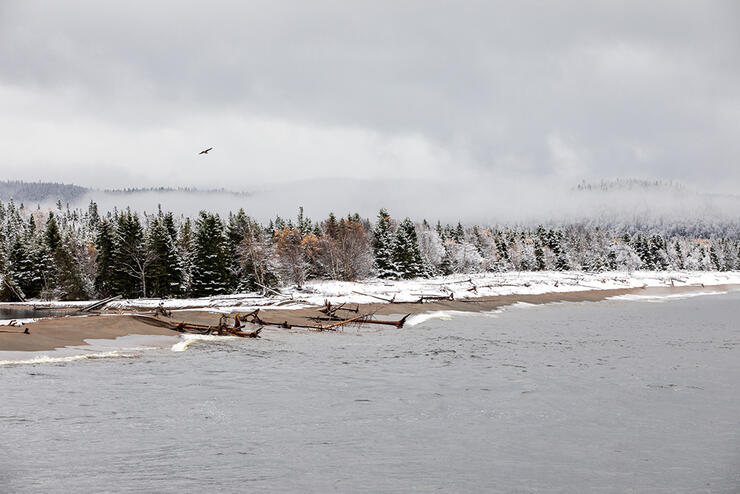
[0,351,135,366]
[171,334,237,352]
[608,291,728,303]
[406,309,502,327]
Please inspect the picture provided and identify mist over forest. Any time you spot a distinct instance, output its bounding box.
[3,178,739,237]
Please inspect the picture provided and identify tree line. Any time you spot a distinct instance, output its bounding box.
[0,200,738,301]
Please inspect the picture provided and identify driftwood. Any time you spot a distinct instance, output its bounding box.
[411,293,455,303]
[132,313,261,338]
[153,304,172,318]
[359,314,410,328]
[80,295,122,312]
[243,308,410,331]
[351,290,454,304]
[2,279,26,302]
[255,282,282,297]
[318,300,359,320]
[351,291,396,303]
[242,309,292,328]
[0,320,30,334]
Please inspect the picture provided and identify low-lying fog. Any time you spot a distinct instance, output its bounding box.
[53,178,740,228]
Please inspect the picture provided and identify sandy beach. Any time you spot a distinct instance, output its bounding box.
[1,283,736,353]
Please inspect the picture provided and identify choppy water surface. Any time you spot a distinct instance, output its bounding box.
[1,293,739,493]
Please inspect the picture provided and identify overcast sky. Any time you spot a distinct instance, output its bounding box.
[1,1,739,197]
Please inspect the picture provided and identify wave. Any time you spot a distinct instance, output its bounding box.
[607,291,729,303]
[0,351,136,366]
[406,309,503,327]
[171,334,237,352]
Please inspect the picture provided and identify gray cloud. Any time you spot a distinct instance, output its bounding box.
[1,0,739,210]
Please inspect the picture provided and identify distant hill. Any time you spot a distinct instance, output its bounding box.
[0,180,250,205]
[0,180,89,203]
[102,186,250,197]
[574,179,686,193]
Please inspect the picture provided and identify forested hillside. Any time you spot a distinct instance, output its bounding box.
[1,199,739,301]
[0,181,88,203]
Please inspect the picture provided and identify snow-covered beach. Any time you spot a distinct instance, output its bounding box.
[2,269,739,355]
[5,269,738,313]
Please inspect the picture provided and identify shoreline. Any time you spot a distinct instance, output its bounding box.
[1,282,737,354]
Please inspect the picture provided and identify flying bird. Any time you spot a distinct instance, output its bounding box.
[199,147,213,155]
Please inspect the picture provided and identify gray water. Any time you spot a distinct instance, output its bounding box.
[1,293,739,493]
[0,307,72,320]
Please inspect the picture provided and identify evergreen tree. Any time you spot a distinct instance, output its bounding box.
[325,212,339,239]
[112,211,150,297]
[94,219,115,297]
[453,222,465,243]
[673,240,685,269]
[543,230,567,270]
[373,209,397,278]
[225,209,249,292]
[178,218,194,296]
[393,218,425,279]
[87,200,100,231]
[648,235,669,270]
[53,233,89,300]
[533,241,546,271]
[435,220,444,238]
[7,235,42,298]
[191,212,229,296]
[709,245,722,271]
[162,212,178,243]
[146,217,183,297]
[296,206,313,235]
[439,244,454,275]
[44,212,62,253]
[632,234,652,269]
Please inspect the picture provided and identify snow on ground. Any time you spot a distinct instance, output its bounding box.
[0,318,37,326]
[3,270,739,313]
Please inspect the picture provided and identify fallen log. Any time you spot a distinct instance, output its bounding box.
[360,314,410,328]
[351,291,396,303]
[317,301,360,320]
[243,308,409,331]
[411,293,455,303]
[255,282,282,297]
[317,315,367,331]
[131,314,261,338]
[3,279,26,302]
[242,309,292,328]
[80,295,122,312]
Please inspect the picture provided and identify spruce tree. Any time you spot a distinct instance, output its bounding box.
[191,212,229,296]
[112,211,148,297]
[673,240,685,270]
[393,218,425,279]
[552,231,569,271]
[439,244,454,275]
[226,209,249,292]
[7,236,40,298]
[373,209,397,278]
[178,218,194,296]
[94,219,115,297]
[146,217,183,297]
[533,241,546,271]
[325,212,339,239]
[87,200,100,231]
[44,212,62,253]
[53,233,89,300]
[453,222,465,243]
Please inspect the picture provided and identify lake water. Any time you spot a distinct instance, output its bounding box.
[0,307,73,320]
[1,292,739,493]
